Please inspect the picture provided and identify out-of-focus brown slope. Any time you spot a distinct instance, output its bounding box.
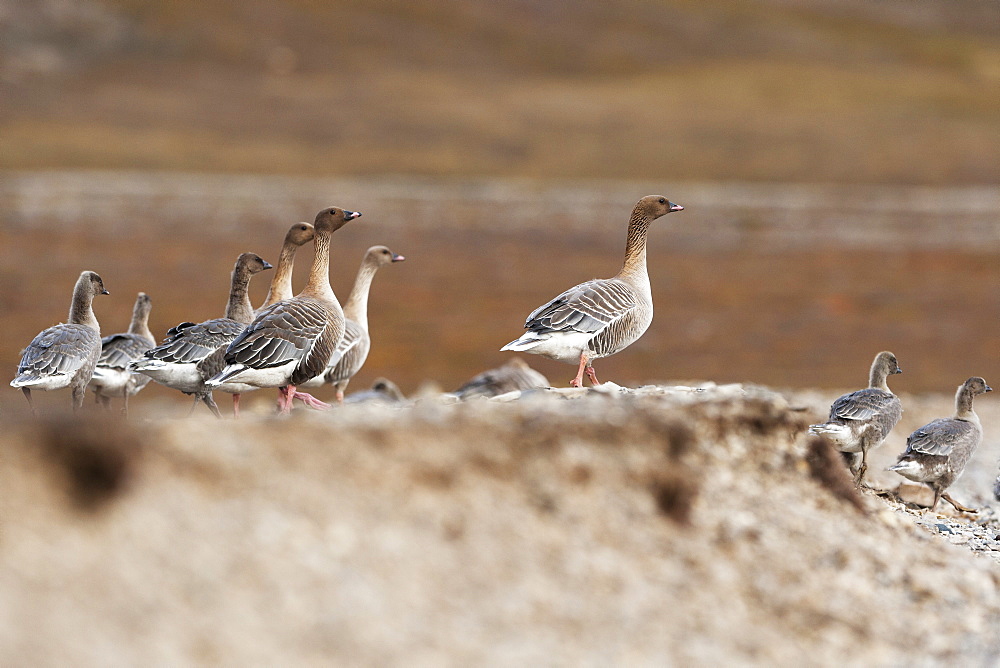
[3,387,1000,664]
[1,0,999,182]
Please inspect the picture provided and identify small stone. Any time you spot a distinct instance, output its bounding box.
[935,523,955,535]
[949,534,970,545]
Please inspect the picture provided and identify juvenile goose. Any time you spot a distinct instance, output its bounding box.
[90,292,156,414]
[11,271,110,413]
[501,195,683,387]
[808,351,903,486]
[299,245,405,402]
[206,206,361,414]
[129,253,272,417]
[889,377,992,513]
[195,222,317,418]
[455,358,551,399]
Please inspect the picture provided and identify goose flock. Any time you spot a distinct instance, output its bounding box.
[9,196,995,512]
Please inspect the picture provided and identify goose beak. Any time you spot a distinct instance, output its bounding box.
[262,260,274,270]
[391,253,405,262]
[986,385,993,392]
[669,202,684,212]
[893,367,903,374]
[101,289,110,295]
[345,210,362,220]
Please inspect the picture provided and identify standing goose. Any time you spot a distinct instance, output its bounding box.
[196,222,317,418]
[206,206,361,414]
[89,292,156,414]
[298,245,405,402]
[889,377,992,513]
[501,195,683,387]
[11,271,110,413]
[129,253,272,417]
[808,351,903,486]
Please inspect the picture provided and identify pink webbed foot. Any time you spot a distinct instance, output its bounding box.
[292,390,332,410]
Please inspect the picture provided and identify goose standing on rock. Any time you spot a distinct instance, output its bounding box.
[889,376,992,513]
[206,206,361,414]
[501,195,683,387]
[196,222,316,418]
[11,271,110,413]
[129,253,272,417]
[298,245,404,403]
[89,291,156,414]
[808,351,903,486]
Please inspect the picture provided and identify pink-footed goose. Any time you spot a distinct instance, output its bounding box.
[128,253,272,417]
[89,292,156,414]
[455,358,550,400]
[889,376,992,513]
[808,351,903,486]
[196,222,316,418]
[11,271,110,413]
[206,206,361,414]
[501,195,683,387]
[298,245,404,402]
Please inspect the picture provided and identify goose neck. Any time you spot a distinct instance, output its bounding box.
[955,387,979,421]
[302,229,336,303]
[127,302,154,343]
[224,267,255,324]
[262,241,299,308]
[617,213,651,284]
[343,261,379,327]
[68,278,100,333]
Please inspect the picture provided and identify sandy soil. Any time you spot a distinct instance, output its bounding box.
[3,383,1000,665]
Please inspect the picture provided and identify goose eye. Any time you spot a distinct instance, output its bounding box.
[658,198,665,204]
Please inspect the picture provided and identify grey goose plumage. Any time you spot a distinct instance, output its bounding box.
[501,195,683,387]
[299,245,405,402]
[455,358,550,399]
[89,291,156,414]
[205,206,361,414]
[12,270,110,413]
[889,376,992,513]
[344,377,406,405]
[808,351,903,486]
[128,253,272,417]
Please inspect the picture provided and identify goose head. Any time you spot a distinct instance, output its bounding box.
[962,376,993,397]
[234,252,273,276]
[80,270,110,297]
[874,351,902,376]
[636,195,684,221]
[314,206,362,234]
[285,222,315,247]
[366,245,405,267]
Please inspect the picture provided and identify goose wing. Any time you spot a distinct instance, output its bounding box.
[15,324,100,380]
[905,418,977,457]
[524,279,638,335]
[223,298,333,370]
[142,318,245,365]
[829,388,899,422]
[98,333,155,370]
[326,319,365,373]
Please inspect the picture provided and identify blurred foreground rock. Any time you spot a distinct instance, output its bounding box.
[2,384,1000,665]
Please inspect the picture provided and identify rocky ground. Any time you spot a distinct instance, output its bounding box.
[2,382,1000,665]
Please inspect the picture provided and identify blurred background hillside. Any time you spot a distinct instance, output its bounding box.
[1,0,999,415]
